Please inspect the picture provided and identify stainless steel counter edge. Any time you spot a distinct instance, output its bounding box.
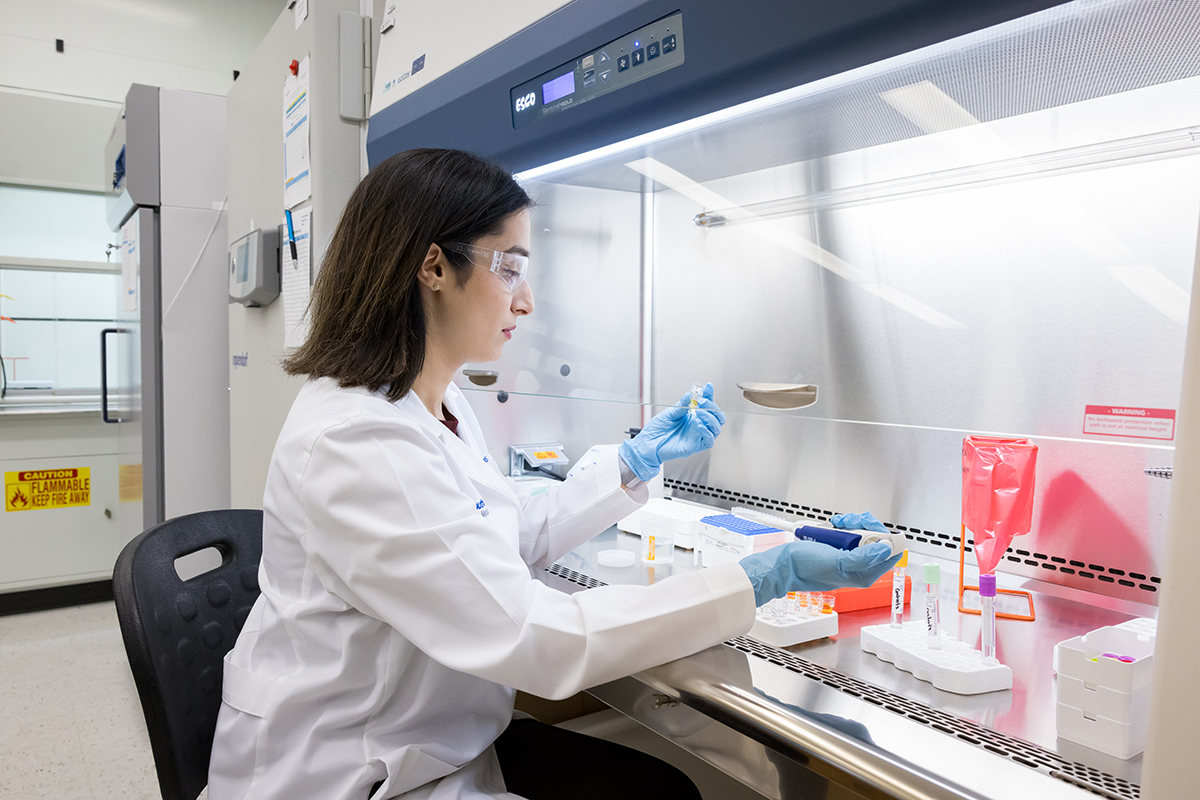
[629,665,993,800]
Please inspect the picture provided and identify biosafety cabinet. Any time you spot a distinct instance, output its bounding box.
[369,0,1200,797]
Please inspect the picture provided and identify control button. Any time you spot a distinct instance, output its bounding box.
[599,51,610,63]
[632,48,644,66]
[599,69,610,83]
[617,54,630,71]
[582,54,594,69]
[662,34,677,53]
[583,69,595,87]
[647,41,660,60]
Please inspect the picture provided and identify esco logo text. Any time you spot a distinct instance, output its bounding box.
[515,92,536,113]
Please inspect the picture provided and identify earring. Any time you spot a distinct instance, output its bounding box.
[433,283,440,291]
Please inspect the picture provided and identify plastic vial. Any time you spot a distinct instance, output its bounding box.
[770,598,787,620]
[890,550,909,629]
[924,563,942,649]
[980,573,998,664]
[689,384,703,409]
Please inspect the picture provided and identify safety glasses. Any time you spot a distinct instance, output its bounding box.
[442,243,529,293]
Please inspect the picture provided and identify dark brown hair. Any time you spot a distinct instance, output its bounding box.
[284,149,533,401]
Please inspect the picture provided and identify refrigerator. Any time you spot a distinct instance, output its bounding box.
[104,84,231,539]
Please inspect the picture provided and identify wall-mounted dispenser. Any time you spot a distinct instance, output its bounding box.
[229,227,281,307]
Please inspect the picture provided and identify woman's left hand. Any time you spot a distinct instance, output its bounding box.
[618,382,726,482]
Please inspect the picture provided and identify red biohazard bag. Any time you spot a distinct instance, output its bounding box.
[962,436,1038,575]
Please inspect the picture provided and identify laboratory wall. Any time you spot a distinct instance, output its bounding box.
[226,0,383,510]
[370,0,572,117]
[0,0,280,192]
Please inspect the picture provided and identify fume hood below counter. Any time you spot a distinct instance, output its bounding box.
[540,528,1149,800]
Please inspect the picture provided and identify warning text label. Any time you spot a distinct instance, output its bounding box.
[5,468,92,512]
[1083,406,1175,441]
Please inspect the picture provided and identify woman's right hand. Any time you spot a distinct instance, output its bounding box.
[618,383,725,482]
[738,540,901,607]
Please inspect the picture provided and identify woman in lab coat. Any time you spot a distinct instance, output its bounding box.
[208,149,899,800]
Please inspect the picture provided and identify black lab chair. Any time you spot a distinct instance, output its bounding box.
[113,509,263,800]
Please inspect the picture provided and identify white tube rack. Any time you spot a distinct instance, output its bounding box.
[749,609,838,647]
[860,621,1012,695]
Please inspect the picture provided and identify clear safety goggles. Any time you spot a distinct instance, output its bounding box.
[442,243,529,293]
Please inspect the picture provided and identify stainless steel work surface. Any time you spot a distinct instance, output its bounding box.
[543,527,1154,799]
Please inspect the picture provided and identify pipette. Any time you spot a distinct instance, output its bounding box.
[890,550,908,628]
[980,573,998,664]
[924,563,941,649]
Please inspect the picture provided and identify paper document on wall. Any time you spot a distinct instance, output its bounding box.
[282,56,312,209]
[283,207,313,348]
[294,0,308,29]
[120,215,138,311]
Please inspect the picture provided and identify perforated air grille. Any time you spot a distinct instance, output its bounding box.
[664,479,1163,594]
[545,563,606,589]
[544,563,1140,799]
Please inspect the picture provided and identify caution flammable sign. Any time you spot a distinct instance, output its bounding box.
[5,468,91,512]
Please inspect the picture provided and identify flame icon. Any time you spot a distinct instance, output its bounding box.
[9,488,28,509]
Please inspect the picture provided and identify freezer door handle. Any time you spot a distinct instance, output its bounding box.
[100,327,131,423]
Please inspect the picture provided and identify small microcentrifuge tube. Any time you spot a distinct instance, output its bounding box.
[924,563,942,649]
[980,573,998,664]
[689,384,703,409]
[771,598,787,620]
[890,550,909,629]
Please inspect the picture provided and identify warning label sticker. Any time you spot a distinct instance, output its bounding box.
[1083,406,1176,441]
[5,468,91,512]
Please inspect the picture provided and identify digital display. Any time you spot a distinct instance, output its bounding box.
[511,11,683,130]
[541,72,576,105]
[237,240,250,283]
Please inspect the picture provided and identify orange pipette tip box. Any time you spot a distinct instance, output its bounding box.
[829,571,911,613]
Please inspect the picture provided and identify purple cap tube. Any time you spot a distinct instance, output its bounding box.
[979,574,997,597]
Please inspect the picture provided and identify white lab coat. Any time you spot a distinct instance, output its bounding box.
[208,378,756,800]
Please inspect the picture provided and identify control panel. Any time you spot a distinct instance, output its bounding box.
[510,12,684,130]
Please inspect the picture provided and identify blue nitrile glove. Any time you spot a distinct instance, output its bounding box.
[618,382,726,482]
[738,540,902,606]
[830,511,888,534]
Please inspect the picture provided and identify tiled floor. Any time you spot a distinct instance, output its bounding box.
[0,601,161,799]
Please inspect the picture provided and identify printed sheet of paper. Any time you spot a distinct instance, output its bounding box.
[120,215,138,311]
[283,207,313,348]
[282,56,311,209]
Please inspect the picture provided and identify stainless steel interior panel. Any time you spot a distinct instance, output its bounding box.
[649,147,1196,599]
[650,147,1199,429]
[463,180,642,402]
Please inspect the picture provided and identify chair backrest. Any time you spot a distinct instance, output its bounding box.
[113,509,263,800]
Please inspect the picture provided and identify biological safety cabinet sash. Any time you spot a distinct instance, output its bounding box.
[5,468,91,512]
